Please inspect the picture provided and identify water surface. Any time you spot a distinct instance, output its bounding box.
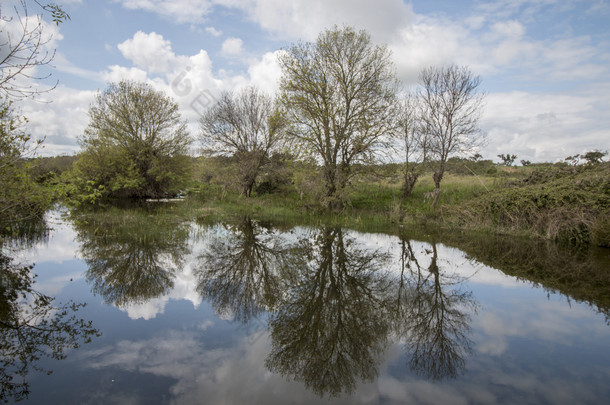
[3,208,610,404]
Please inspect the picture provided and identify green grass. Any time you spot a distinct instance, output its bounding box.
[67,161,610,247]
[445,162,610,246]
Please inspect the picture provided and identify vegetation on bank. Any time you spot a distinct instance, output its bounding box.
[446,161,610,247]
[60,155,608,247]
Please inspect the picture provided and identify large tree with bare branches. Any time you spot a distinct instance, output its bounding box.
[279,26,399,209]
[199,86,285,197]
[417,65,485,194]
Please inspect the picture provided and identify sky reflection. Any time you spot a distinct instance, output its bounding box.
[13,213,610,404]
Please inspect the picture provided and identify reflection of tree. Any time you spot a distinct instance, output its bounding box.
[0,253,99,404]
[196,217,299,323]
[73,208,189,307]
[265,227,392,397]
[393,238,476,380]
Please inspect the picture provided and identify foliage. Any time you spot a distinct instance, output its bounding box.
[583,150,607,164]
[28,154,75,183]
[255,152,295,195]
[444,157,497,176]
[279,26,399,210]
[35,1,71,25]
[72,80,191,203]
[448,162,610,246]
[0,100,52,236]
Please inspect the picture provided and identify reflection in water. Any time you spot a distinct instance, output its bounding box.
[195,217,299,323]
[1,229,99,403]
[393,238,476,380]
[265,227,393,397]
[64,208,610,401]
[196,220,481,397]
[442,232,610,323]
[73,209,190,307]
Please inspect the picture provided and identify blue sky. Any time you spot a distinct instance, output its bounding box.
[5,0,610,161]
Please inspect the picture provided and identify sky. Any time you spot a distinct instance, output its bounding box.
[4,0,610,162]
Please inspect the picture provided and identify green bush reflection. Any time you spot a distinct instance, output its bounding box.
[73,208,190,307]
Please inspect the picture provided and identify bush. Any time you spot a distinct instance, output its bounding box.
[448,162,610,245]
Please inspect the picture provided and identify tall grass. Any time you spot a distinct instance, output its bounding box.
[445,163,610,246]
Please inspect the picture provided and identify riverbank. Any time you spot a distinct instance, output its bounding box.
[183,161,609,247]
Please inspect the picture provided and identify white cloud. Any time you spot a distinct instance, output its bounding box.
[114,0,413,42]
[117,31,175,73]
[220,37,244,57]
[205,26,223,37]
[102,65,149,83]
[247,50,283,95]
[389,17,475,84]
[21,86,96,156]
[490,20,525,39]
[226,0,413,42]
[480,88,610,162]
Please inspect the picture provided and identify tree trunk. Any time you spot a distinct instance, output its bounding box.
[401,165,419,199]
[433,169,444,190]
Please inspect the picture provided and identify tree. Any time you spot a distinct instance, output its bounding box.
[1,1,68,232]
[0,99,51,235]
[0,1,70,100]
[470,153,483,162]
[520,159,531,166]
[498,153,517,166]
[74,80,191,201]
[396,93,426,199]
[200,86,285,197]
[279,26,399,209]
[417,65,485,195]
[583,150,607,164]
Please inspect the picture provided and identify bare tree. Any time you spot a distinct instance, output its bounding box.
[279,26,399,210]
[200,86,285,197]
[0,1,69,100]
[396,93,427,199]
[418,65,485,196]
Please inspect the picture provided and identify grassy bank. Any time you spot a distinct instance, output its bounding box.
[51,155,609,247]
[182,161,609,247]
[444,162,610,246]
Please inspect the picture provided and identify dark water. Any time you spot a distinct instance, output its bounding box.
[2,208,610,404]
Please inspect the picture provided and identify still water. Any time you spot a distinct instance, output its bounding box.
[3,207,610,404]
